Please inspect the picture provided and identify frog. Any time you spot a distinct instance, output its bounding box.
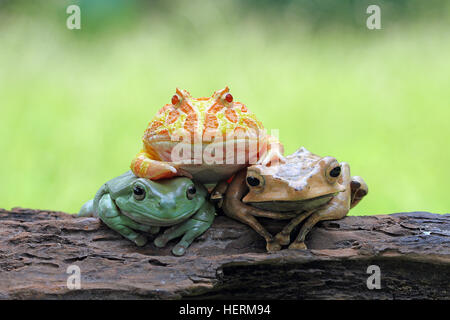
[130,87,284,187]
[213,147,368,252]
[78,170,215,256]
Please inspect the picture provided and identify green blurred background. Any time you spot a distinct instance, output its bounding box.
[0,0,449,215]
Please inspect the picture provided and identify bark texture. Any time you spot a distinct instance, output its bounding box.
[0,208,449,299]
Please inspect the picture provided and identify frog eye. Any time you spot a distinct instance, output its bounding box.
[246,171,265,191]
[326,162,341,183]
[133,185,146,201]
[330,166,341,177]
[221,93,233,103]
[247,176,260,186]
[171,94,181,105]
[186,185,196,200]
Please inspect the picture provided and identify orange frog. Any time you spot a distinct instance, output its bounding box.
[131,87,284,186]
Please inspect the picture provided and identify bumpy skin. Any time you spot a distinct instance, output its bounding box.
[79,171,215,256]
[130,87,284,184]
[216,147,368,252]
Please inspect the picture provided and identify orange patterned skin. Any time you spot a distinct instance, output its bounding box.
[131,87,284,184]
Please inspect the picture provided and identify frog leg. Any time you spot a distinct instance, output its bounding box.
[257,135,286,167]
[154,201,216,256]
[222,170,286,252]
[148,226,161,234]
[210,180,229,208]
[78,199,95,217]
[289,163,353,250]
[273,209,316,246]
[245,207,297,220]
[97,193,153,246]
[131,149,181,180]
[350,176,368,209]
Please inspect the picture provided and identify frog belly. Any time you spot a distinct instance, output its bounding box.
[248,195,334,213]
[179,163,248,184]
[151,137,259,184]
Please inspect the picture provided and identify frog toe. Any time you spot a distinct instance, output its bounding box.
[153,236,168,248]
[266,241,282,252]
[134,235,148,247]
[172,244,187,256]
[149,226,161,235]
[288,242,307,250]
[274,233,290,246]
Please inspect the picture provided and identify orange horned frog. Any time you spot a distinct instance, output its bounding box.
[131,87,284,186]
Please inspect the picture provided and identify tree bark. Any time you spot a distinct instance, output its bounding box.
[0,207,448,299]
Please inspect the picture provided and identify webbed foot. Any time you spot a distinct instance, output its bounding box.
[154,201,215,256]
[266,241,282,252]
[153,234,169,248]
[274,232,290,246]
[134,234,148,247]
[172,243,188,256]
[288,242,307,250]
[97,194,151,247]
[258,149,286,167]
[149,226,161,235]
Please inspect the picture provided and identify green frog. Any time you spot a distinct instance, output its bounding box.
[78,170,215,256]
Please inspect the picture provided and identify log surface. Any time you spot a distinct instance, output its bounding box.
[0,208,449,299]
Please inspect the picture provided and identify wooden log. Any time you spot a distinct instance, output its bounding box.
[0,208,448,299]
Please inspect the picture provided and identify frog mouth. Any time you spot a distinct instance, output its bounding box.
[119,209,195,227]
[246,193,337,213]
[149,136,262,163]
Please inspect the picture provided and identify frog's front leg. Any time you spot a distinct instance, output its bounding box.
[289,162,366,250]
[131,149,179,180]
[273,209,316,246]
[97,193,153,246]
[131,149,193,180]
[148,226,161,234]
[154,201,216,256]
[221,170,294,252]
[350,176,368,209]
[210,180,229,208]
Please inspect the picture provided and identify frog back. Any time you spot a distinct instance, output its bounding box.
[92,171,137,213]
[104,170,138,197]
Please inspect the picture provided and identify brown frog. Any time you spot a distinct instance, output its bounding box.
[213,147,368,251]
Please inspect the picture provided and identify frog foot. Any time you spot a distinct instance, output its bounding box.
[148,226,161,235]
[274,233,290,246]
[266,241,282,252]
[153,235,169,248]
[210,180,229,208]
[288,242,307,250]
[134,234,148,247]
[350,176,369,209]
[172,243,188,256]
[258,149,286,167]
[131,153,179,180]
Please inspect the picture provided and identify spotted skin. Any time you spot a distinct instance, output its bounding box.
[131,87,284,182]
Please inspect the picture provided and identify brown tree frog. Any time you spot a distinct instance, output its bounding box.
[213,147,368,251]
